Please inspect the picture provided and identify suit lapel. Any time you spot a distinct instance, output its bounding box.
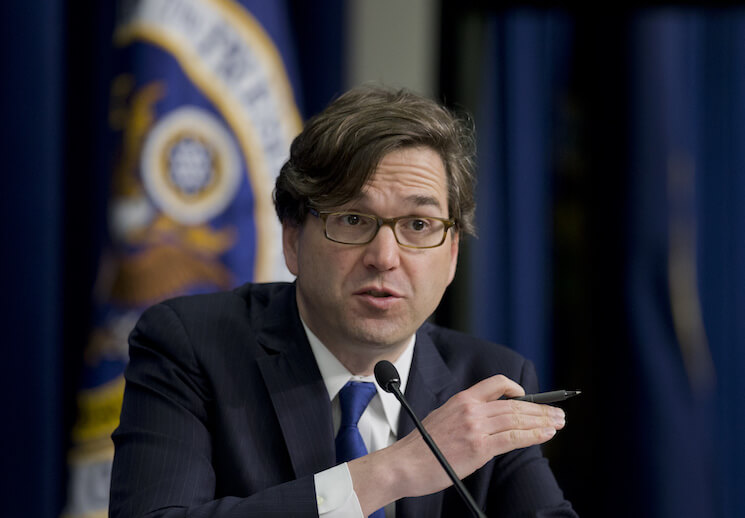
[398,324,456,436]
[397,324,457,518]
[254,284,336,479]
[251,286,461,515]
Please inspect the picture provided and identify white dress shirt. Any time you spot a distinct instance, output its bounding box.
[302,320,415,518]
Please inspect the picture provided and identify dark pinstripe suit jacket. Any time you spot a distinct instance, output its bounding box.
[110,282,576,517]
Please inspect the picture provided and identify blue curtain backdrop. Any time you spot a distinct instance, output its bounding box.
[696,14,745,516]
[451,6,745,518]
[1,1,68,516]
[467,12,573,389]
[627,10,744,517]
[628,13,716,517]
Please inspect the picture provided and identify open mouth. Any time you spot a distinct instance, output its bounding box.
[354,287,402,309]
[365,290,393,298]
[356,286,402,299]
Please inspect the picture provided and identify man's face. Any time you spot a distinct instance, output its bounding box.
[283,146,459,362]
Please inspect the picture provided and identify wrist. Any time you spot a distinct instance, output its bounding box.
[347,441,413,515]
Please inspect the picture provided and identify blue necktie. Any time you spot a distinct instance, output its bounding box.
[335,381,386,518]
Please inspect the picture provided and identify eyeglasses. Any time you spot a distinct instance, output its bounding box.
[308,208,455,249]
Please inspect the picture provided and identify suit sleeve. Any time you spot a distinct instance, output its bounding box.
[109,302,319,518]
[483,359,578,517]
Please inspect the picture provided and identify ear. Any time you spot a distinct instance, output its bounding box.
[446,230,459,285]
[282,222,300,276]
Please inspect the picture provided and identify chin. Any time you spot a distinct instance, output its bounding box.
[349,320,415,349]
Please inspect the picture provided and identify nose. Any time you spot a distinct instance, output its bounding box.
[362,224,400,271]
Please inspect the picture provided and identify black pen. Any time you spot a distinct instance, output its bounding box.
[509,390,581,404]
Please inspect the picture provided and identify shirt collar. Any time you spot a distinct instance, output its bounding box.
[302,319,415,436]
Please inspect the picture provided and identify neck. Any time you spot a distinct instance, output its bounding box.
[296,302,413,376]
[324,340,408,376]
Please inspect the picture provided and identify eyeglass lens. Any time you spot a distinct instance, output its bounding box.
[324,213,446,247]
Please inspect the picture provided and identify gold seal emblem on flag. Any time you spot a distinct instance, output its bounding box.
[141,106,242,225]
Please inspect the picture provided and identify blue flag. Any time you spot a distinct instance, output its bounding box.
[63,1,302,515]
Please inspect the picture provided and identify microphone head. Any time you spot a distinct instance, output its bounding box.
[374,360,401,393]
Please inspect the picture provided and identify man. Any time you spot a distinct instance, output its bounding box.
[110,86,577,517]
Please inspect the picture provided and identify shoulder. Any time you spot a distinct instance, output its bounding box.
[418,322,537,388]
[420,321,526,366]
[157,281,294,316]
[133,282,296,353]
[128,282,299,384]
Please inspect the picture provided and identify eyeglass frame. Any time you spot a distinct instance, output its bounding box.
[307,207,456,249]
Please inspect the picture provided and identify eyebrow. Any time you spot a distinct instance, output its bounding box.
[405,194,442,209]
[348,192,444,213]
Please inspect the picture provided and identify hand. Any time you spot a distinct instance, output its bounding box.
[348,374,565,513]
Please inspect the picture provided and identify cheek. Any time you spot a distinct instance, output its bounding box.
[408,253,451,293]
[413,251,455,303]
[298,241,358,283]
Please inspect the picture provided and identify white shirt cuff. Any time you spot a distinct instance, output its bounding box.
[314,463,364,517]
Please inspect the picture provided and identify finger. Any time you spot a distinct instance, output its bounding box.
[467,374,525,401]
[481,399,566,419]
[483,411,566,436]
[486,426,558,453]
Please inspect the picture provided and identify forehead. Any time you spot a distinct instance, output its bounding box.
[358,146,449,209]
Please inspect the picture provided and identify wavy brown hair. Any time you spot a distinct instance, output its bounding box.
[274,85,477,236]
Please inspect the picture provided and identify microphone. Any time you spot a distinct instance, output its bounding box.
[374,360,487,518]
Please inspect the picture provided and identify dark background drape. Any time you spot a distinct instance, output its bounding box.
[2,2,743,517]
[439,6,744,517]
[2,1,68,515]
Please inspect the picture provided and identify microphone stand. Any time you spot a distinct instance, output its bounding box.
[375,361,487,518]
